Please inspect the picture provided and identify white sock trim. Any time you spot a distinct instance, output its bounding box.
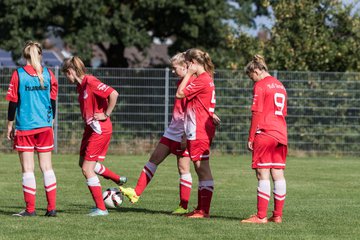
[44,170,57,192]
[199,180,214,192]
[180,173,192,188]
[87,176,101,187]
[23,172,36,195]
[143,161,157,179]
[180,173,192,182]
[199,180,214,187]
[274,179,286,200]
[145,161,157,173]
[94,163,105,175]
[258,180,271,197]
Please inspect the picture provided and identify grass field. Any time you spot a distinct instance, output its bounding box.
[0,153,359,240]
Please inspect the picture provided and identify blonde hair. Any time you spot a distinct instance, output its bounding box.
[23,41,44,88]
[61,56,86,77]
[245,54,268,76]
[170,52,186,66]
[184,48,214,77]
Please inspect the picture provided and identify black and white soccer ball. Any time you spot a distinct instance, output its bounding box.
[102,188,124,208]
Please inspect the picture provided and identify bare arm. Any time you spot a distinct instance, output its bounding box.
[94,90,119,121]
[176,63,197,99]
[248,111,261,151]
[7,121,14,140]
[213,113,221,126]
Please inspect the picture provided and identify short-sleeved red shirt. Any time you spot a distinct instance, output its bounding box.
[183,72,216,140]
[163,76,195,142]
[250,76,288,145]
[77,75,115,135]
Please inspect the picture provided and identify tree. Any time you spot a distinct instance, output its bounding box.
[226,0,360,72]
[0,0,256,68]
[266,0,360,71]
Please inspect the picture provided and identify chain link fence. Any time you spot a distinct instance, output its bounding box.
[1,67,359,156]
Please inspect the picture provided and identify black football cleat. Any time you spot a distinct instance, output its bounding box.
[12,210,36,217]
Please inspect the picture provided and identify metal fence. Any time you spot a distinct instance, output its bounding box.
[1,67,359,156]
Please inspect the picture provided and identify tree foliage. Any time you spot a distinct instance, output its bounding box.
[1,0,359,71]
[0,0,253,67]
[228,0,360,72]
[267,0,360,71]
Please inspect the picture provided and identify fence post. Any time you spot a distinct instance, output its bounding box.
[54,66,59,153]
[164,68,170,131]
[274,70,278,79]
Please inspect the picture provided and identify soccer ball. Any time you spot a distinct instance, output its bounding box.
[102,188,124,208]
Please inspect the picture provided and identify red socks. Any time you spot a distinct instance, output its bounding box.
[43,170,57,211]
[86,176,106,210]
[273,180,286,217]
[179,173,192,209]
[94,162,121,184]
[257,180,271,219]
[22,172,36,213]
[198,180,214,214]
[134,162,157,196]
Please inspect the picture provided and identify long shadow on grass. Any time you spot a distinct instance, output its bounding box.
[114,206,173,215]
[65,204,170,215]
[67,204,243,220]
[116,207,243,220]
[0,207,64,216]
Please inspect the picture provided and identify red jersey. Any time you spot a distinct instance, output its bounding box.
[183,72,216,140]
[77,75,115,135]
[250,76,287,145]
[163,76,195,142]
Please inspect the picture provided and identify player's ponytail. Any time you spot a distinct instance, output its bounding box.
[185,48,214,77]
[245,54,268,76]
[202,51,215,77]
[61,56,86,77]
[23,41,44,89]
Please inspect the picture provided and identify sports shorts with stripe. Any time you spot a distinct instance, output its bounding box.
[159,136,189,157]
[14,128,54,152]
[187,139,212,161]
[80,130,111,162]
[252,133,287,169]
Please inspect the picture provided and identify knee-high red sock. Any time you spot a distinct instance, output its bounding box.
[198,180,214,214]
[179,173,192,209]
[86,176,106,210]
[94,162,121,184]
[134,161,157,196]
[273,179,286,217]
[22,172,36,213]
[257,180,271,219]
[44,170,57,211]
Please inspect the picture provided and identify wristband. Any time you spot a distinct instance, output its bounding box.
[104,113,110,118]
